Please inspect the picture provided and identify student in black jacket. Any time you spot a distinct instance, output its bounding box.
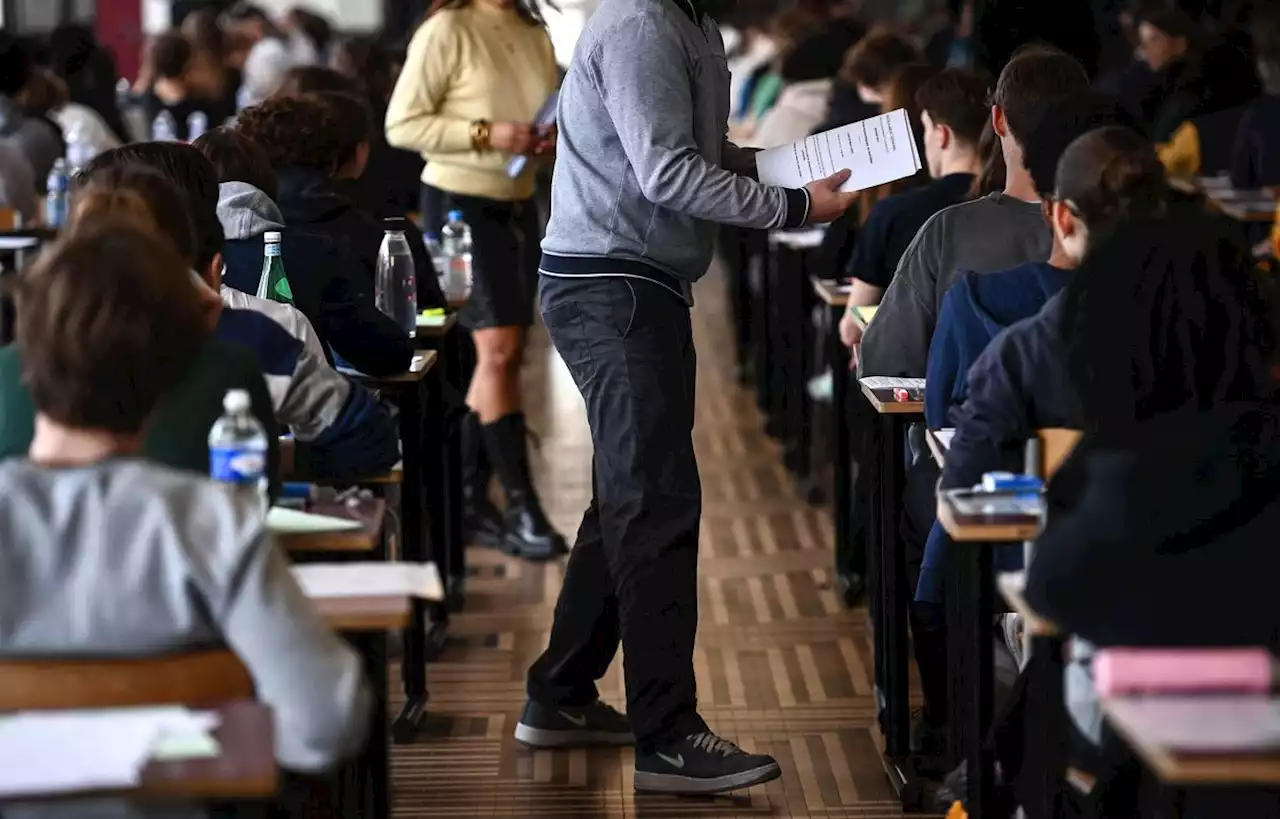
[193,127,414,378]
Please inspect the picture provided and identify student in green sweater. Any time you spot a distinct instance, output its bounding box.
[0,173,280,495]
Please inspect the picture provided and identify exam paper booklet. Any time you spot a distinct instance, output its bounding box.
[755,108,922,194]
[292,561,445,602]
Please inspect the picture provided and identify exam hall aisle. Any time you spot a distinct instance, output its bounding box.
[386,263,919,817]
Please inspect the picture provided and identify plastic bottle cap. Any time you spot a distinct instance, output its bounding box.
[264,231,282,243]
[447,210,464,222]
[223,389,250,413]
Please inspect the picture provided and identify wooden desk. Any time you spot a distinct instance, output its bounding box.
[1203,188,1277,223]
[415,312,458,339]
[936,492,1042,543]
[272,498,386,553]
[350,351,436,386]
[997,571,1061,637]
[860,378,925,808]
[926,427,953,467]
[810,277,850,308]
[313,595,411,631]
[1102,697,1280,786]
[129,701,278,801]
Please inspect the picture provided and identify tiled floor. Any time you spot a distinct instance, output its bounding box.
[389,268,914,817]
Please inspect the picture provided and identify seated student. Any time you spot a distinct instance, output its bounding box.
[1024,212,1280,817]
[911,124,1169,748]
[837,67,990,352]
[925,94,1144,429]
[0,221,371,778]
[138,32,217,141]
[193,126,414,379]
[0,185,280,494]
[0,32,63,191]
[1230,3,1280,187]
[74,144,400,482]
[860,47,1091,378]
[235,92,444,312]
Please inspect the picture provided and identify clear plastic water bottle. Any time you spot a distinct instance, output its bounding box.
[44,158,68,229]
[187,110,209,142]
[440,210,473,302]
[424,232,448,293]
[375,230,418,337]
[64,123,93,174]
[208,389,269,513]
[152,110,177,142]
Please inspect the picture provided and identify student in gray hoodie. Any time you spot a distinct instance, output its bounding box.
[519,0,856,796]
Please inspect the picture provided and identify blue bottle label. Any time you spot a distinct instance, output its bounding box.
[210,446,266,484]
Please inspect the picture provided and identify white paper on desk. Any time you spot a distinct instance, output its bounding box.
[755,109,922,193]
[293,561,444,602]
[0,707,217,798]
[268,506,363,534]
[1106,696,1280,753]
[932,428,956,450]
[859,376,926,391]
[337,353,427,378]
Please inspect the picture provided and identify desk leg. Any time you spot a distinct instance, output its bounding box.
[1027,634,1067,819]
[394,383,429,742]
[423,366,451,662]
[957,543,995,818]
[830,311,863,607]
[443,334,466,614]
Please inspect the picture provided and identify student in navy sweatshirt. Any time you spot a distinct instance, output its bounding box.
[925,93,1146,430]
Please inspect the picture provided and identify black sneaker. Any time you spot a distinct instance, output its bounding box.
[634,732,781,795]
[513,700,634,748]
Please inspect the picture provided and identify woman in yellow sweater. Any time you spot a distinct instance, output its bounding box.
[386,0,564,561]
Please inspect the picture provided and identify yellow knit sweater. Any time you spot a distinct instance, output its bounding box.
[385,2,558,202]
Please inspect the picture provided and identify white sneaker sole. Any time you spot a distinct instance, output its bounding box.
[513,721,635,748]
[634,761,782,795]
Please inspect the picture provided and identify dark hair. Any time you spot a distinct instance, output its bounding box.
[235,92,370,175]
[425,0,545,27]
[1024,92,1139,198]
[884,62,937,163]
[0,32,34,97]
[16,223,206,435]
[47,24,97,79]
[182,7,228,59]
[273,65,360,98]
[1138,7,1196,39]
[289,8,334,55]
[841,26,923,89]
[1054,126,1167,240]
[75,142,225,273]
[191,127,280,202]
[225,2,270,23]
[1062,208,1276,433]
[992,47,1091,145]
[1251,2,1280,65]
[970,118,1006,198]
[915,66,992,148]
[150,32,193,80]
[18,69,69,118]
[332,35,395,101]
[70,169,198,267]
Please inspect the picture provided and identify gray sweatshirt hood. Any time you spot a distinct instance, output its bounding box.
[217,181,285,241]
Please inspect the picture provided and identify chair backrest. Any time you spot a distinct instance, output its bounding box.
[0,207,16,231]
[0,650,254,711]
[1037,428,1082,480]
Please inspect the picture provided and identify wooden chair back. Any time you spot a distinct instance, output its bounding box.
[1037,428,1082,480]
[0,207,17,231]
[0,650,254,711]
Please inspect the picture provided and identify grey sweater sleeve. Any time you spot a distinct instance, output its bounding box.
[859,213,940,378]
[589,14,808,230]
[217,529,372,773]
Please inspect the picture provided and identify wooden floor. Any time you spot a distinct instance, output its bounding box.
[388,268,909,817]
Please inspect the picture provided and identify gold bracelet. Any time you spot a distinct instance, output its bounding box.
[470,119,491,151]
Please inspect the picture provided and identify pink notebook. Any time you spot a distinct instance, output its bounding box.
[1095,648,1273,697]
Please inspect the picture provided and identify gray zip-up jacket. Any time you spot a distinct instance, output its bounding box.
[539,0,809,301]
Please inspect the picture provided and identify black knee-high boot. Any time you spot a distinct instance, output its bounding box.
[480,413,568,560]
[463,412,504,548]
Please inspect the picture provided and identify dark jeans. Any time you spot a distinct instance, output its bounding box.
[526,274,708,751]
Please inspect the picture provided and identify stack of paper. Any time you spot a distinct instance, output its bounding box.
[292,562,445,603]
[267,507,363,534]
[0,707,219,798]
[859,376,926,391]
[1106,696,1280,753]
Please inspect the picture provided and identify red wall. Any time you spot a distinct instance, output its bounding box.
[95,0,143,83]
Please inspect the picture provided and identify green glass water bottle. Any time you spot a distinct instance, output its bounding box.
[256,230,293,304]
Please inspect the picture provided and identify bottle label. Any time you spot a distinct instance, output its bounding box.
[210,446,266,484]
[265,244,282,257]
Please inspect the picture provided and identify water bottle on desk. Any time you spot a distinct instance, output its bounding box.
[187,110,209,142]
[256,231,293,304]
[209,389,269,513]
[44,159,68,229]
[64,124,93,174]
[424,233,448,291]
[441,210,473,302]
[151,110,177,142]
[375,229,418,337]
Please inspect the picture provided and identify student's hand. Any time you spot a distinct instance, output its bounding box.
[805,169,857,225]
[838,308,863,349]
[489,122,538,155]
[532,123,557,157]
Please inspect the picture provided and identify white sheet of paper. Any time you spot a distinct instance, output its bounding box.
[0,707,215,798]
[859,376,927,391]
[1107,696,1280,753]
[267,506,363,534]
[0,237,39,251]
[337,354,427,378]
[932,428,956,451]
[755,109,923,194]
[293,561,445,602]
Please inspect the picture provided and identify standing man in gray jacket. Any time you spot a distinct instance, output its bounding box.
[513,0,855,796]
